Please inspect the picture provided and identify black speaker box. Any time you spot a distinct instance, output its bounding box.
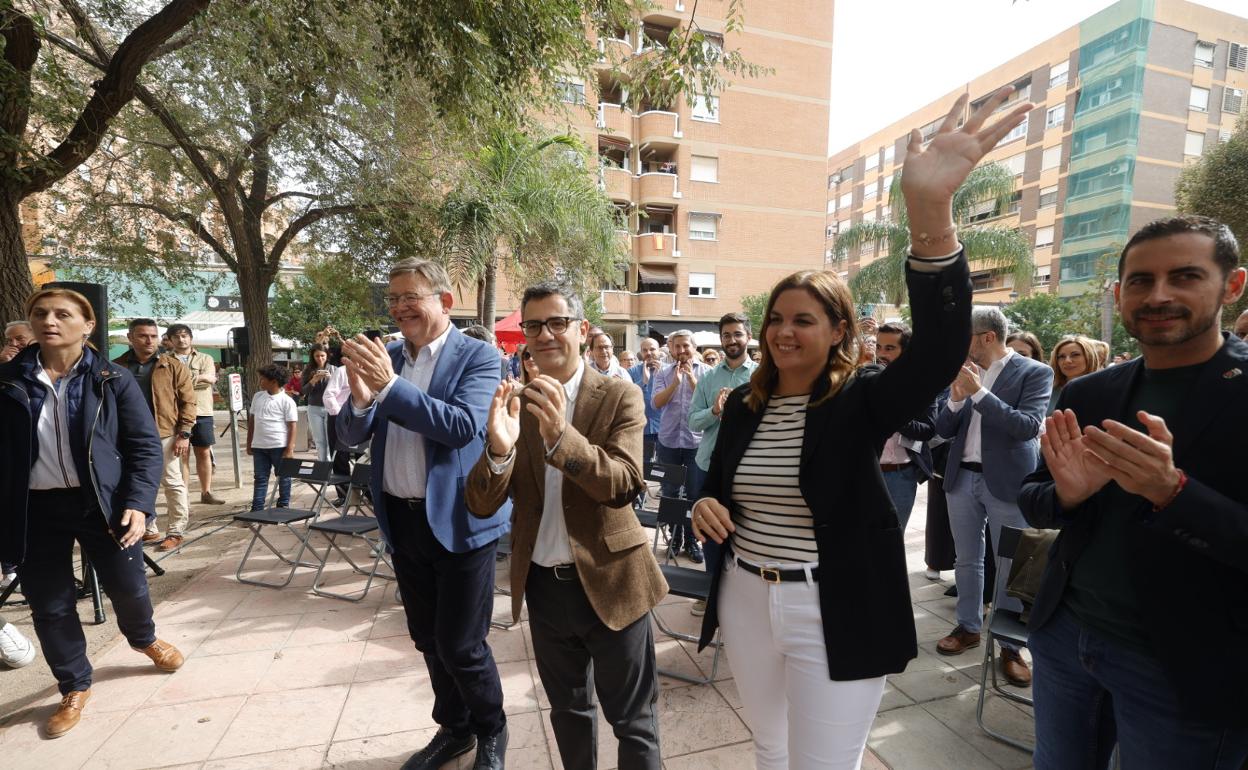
[45,281,109,354]
[230,326,249,357]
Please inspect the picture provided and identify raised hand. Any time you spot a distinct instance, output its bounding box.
[344,360,375,409]
[1082,411,1182,507]
[902,87,1034,257]
[487,381,522,457]
[524,376,568,448]
[1041,409,1111,510]
[342,334,397,393]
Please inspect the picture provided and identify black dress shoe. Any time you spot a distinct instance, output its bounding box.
[473,725,508,769]
[685,540,704,564]
[400,729,476,770]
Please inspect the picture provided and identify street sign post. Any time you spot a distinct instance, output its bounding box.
[228,373,244,489]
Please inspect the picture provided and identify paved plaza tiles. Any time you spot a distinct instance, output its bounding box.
[0,482,1035,769]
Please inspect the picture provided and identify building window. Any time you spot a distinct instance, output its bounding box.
[1034,264,1052,286]
[838,218,851,234]
[689,272,715,297]
[827,199,836,214]
[691,155,718,182]
[862,210,877,223]
[863,181,877,200]
[838,192,852,210]
[1223,88,1244,115]
[1007,191,1021,215]
[1039,184,1058,208]
[688,212,718,240]
[1003,153,1026,176]
[1230,42,1247,70]
[1042,145,1062,171]
[1001,115,1028,144]
[692,94,720,122]
[826,224,835,239]
[1035,226,1055,249]
[1184,131,1205,158]
[882,173,894,195]
[1046,104,1066,129]
[840,165,854,182]
[1049,60,1069,88]
[881,205,891,221]
[1194,41,1216,68]
[864,151,879,172]
[1189,86,1210,112]
[883,146,895,165]
[827,174,836,190]
[557,81,586,104]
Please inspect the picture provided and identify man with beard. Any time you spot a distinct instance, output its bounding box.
[687,313,756,613]
[651,330,712,562]
[934,307,1052,687]
[875,322,938,530]
[1019,216,1248,769]
[1233,307,1248,339]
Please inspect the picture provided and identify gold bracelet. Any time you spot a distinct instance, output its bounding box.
[910,225,958,248]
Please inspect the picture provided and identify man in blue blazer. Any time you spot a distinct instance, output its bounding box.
[934,307,1052,686]
[338,259,511,770]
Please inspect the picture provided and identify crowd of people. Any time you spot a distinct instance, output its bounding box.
[1,85,1247,770]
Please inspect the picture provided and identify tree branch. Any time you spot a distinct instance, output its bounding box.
[20,0,212,197]
[268,202,400,268]
[107,200,235,269]
[265,190,323,208]
[0,6,40,145]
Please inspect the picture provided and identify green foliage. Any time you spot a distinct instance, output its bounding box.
[740,291,769,339]
[837,165,1032,307]
[1002,293,1070,355]
[1002,254,1139,358]
[270,256,390,346]
[1176,113,1248,320]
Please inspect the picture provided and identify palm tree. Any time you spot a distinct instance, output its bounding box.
[833,163,1033,307]
[439,124,626,332]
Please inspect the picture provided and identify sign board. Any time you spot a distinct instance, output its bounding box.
[228,372,244,412]
[206,295,242,311]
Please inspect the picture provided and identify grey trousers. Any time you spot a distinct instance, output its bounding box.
[525,564,661,770]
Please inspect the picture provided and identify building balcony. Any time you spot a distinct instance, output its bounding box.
[637,110,683,144]
[634,291,678,318]
[635,231,680,261]
[600,166,634,202]
[596,36,635,63]
[600,290,634,316]
[637,171,681,202]
[596,103,633,140]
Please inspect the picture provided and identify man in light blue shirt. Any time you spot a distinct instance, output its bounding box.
[627,337,664,480]
[651,330,711,561]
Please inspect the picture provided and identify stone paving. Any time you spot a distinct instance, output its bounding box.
[0,480,1035,770]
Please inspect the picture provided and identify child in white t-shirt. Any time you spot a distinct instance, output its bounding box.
[246,365,299,511]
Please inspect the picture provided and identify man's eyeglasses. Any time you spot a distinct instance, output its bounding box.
[522,351,532,360]
[383,292,438,307]
[520,317,578,338]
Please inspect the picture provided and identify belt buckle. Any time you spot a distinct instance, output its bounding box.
[553,564,576,581]
[759,567,782,584]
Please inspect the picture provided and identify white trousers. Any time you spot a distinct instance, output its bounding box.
[718,559,886,770]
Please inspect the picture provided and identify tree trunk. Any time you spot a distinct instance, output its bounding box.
[0,191,35,323]
[475,275,486,323]
[237,256,276,399]
[482,258,498,334]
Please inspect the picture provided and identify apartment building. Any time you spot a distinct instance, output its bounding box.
[826,0,1247,307]
[553,0,834,348]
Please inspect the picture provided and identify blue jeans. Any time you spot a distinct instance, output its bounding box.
[881,464,922,530]
[307,405,331,463]
[1030,606,1248,770]
[251,447,291,510]
[944,470,1027,644]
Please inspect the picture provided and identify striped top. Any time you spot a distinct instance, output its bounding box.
[729,394,818,565]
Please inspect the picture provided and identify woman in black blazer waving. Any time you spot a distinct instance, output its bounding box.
[690,88,1030,769]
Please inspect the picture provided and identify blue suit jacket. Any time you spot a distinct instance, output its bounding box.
[935,353,1053,501]
[337,326,511,553]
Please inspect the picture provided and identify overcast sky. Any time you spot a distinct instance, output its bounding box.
[827,0,1245,153]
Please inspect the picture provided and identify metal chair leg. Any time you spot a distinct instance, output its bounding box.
[651,608,721,685]
[309,531,393,602]
[235,522,319,589]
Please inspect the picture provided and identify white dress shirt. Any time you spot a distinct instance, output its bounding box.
[488,361,585,567]
[948,348,1016,463]
[321,365,351,416]
[30,353,84,490]
[353,323,452,499]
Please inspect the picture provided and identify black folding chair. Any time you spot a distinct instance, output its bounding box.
[976,525,1035,752]
[233,458,331,589]
[650,511,723,687]
[308,464,394,602]
[639,464,687,553]
[490,533,519,631]
[655,496,695,565]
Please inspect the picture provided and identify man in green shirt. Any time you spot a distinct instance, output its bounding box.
[687,312,756,616]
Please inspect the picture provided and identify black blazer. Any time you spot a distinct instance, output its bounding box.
[696,257,972,680]
[1018,334,1248,728]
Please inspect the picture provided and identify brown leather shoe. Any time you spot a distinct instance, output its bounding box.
[141,532,161,543]
[133,639,184,672]
[157,535,184,552]
[937,625,982,656]
[1001,649,1032,687]
[47,689,91,738]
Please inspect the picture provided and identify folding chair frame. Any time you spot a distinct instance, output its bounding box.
[309,524,394,602]
[233,458,332,589]
[975,525,1035,752]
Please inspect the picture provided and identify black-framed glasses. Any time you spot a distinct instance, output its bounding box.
[522,351,532,360]
[383,292,438,307]
[520,317,578,338]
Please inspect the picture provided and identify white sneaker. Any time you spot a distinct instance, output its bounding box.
[924,568,941,581]
[0,622,37,668]
[0,573,15,589]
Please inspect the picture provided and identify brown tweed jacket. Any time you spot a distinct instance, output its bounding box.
[466,366,667,630]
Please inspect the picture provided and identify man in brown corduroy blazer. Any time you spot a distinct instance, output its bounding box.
[467,282,667,770]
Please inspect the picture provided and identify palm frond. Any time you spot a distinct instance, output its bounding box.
[960,227,1034,288]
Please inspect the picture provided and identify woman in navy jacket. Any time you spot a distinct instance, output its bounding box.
[689,89,1029,768]
[0,287,184,739]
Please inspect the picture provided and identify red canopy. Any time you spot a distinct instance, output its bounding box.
[494,309,525,346]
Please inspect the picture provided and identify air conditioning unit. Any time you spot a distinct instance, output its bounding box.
[830,173,842,184]
[1109,163,1123,175]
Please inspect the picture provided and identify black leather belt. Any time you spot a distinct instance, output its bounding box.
[879,462,910,473]
[535,563,578,581]
[385,493,426,510]
[960,462,984,473]
[736,558,819,583]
